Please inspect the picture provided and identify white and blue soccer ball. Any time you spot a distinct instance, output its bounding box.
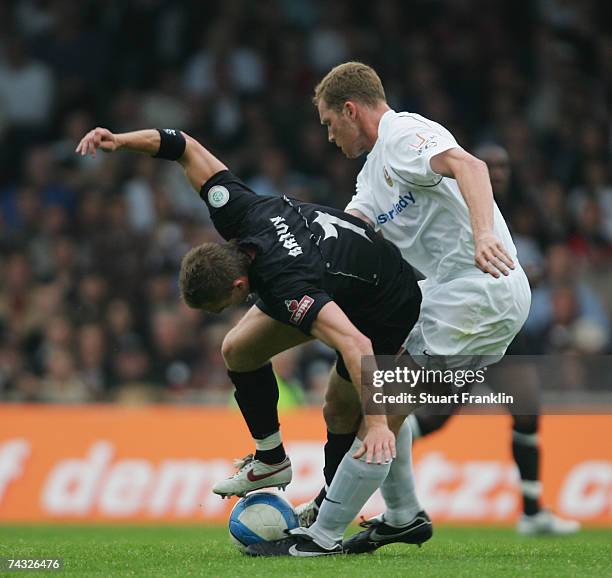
[228,492,298,551]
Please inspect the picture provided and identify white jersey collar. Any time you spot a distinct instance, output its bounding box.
[378,108,396,136]
[368,109,396,158]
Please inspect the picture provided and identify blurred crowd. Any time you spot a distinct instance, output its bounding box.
[0,0,611,403]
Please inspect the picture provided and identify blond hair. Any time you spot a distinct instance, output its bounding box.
[313,61,386,111]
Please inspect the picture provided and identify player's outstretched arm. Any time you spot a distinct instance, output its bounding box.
[310,301,396,464]
[431,147,515,278]
[177,132,227,191]
[75,127,227,193]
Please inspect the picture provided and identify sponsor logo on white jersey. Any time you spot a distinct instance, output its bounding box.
[376,192,416,224]
[383,166,393,187]
[408,132,439,155]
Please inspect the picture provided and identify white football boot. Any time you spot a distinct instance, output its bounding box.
[212,454,292,498]
[517,509,581,535]
[295,499,319,527]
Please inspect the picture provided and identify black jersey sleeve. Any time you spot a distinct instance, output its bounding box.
[199,170,263,240]
[244,236,332,335]
[256,278,332,335]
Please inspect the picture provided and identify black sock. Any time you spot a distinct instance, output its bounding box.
[229,364,286,464]
[313,431,356,507]
[314,487,327,508]
[512,427,541,516]
[255,445,287,465]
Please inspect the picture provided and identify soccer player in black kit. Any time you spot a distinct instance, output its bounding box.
[76,127,431,556]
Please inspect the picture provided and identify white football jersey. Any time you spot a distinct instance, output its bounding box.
[346,110,517,283]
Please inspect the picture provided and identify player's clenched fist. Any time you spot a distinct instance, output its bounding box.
[75,127,120,157]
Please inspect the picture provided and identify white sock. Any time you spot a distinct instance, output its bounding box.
[254,431,282,451]
[307,438,392,549]
[380,420,422,526]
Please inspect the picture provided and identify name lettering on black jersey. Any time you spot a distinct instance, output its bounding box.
[312,211,372,242]
[270,216,303,257]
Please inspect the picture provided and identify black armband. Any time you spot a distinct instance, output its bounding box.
[153,128,186,160]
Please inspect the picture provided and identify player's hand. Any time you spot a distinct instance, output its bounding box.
[75,127,120,158]
[353,422,396,464]
[474,232,515,278]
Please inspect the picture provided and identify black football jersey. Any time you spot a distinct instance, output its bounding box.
[200,170,420,338]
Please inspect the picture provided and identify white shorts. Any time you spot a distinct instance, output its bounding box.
[405,266,531,369]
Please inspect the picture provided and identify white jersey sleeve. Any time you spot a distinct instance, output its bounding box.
[345,169,377,224]
[385,123,459,187]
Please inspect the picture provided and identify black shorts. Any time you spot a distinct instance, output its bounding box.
[333,307,419,382]
[256,289,420,383]
[254,231,422,383]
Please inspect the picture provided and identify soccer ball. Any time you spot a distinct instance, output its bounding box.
[228,492,298,551]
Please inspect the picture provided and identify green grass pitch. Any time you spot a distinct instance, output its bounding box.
[0,525,610,577]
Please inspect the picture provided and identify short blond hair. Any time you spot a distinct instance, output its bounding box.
[313,61,386,111]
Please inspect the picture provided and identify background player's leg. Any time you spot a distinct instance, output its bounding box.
[489,364,579,533]
[512,414,541,516]
[488,364,542,515]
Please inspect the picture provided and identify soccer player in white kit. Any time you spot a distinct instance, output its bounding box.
[304,61,535,553]
[344,98,529,367]
[248,61,536,557]
[408,143,581,536]
[287,61,580,555]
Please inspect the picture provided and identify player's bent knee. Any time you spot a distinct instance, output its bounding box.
[220,332,239,369]
[221,331,262,372]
